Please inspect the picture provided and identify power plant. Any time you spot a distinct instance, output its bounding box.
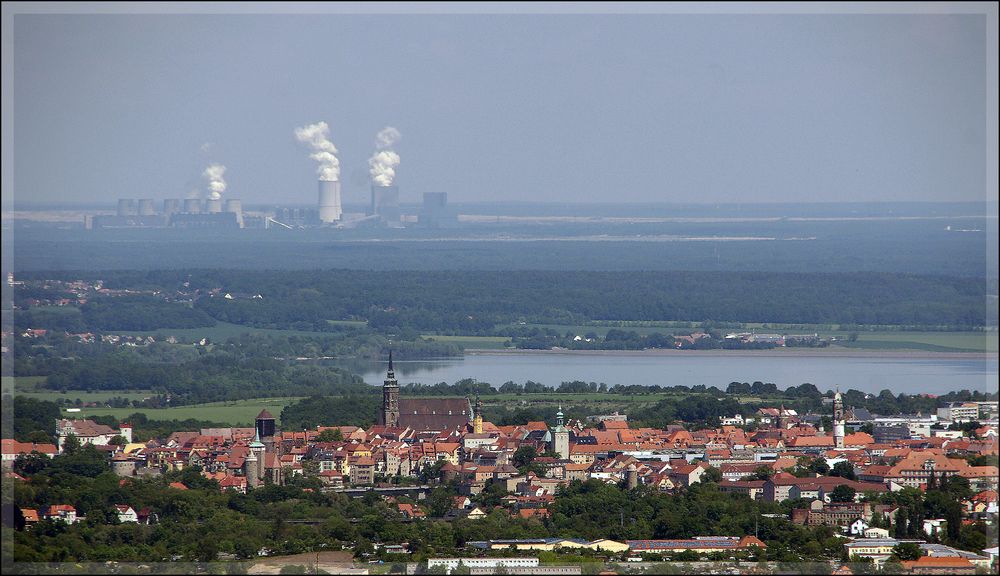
[91,197,244,229]
[137,198,155,216]
[318,180,342,223]
[85,125,464,231]
[116,199,136,217]
[205,198,223,213]
[163,198,180,216]
[369,184,401,225]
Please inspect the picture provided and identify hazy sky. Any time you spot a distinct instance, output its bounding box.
[5,3,998,206]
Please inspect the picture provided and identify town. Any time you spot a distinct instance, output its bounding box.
[4,356,998,574]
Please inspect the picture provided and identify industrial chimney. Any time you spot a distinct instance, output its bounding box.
[318,180,342,223]
[183,198,202,214]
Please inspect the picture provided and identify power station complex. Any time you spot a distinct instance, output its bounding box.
[88,124,457,230]
[91,187,455,230]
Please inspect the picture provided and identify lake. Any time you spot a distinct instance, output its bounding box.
[334,351,998,395]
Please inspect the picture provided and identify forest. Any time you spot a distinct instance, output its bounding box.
[11,269,997,335]
[8,213,996,278]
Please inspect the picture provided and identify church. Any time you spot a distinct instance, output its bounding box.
[379,351,473,432]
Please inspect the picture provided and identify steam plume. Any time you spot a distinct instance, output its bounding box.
[295,122,340,181]
[369,127,401,186]
[202,163,227,200]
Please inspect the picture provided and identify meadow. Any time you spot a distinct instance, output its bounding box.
[57,397,306,426]
[420,334,511,349]
[506,324,998,353]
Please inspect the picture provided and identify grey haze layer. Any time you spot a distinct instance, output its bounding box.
[10,13,991,206]
[5,206,996,277]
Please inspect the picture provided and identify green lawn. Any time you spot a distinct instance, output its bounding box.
[60,397,305,426]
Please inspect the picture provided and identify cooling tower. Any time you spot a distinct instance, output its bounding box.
[183,198,202,214]
[117,199,137,217]
[370,184,400,221]
[137,198,155,216]
[318,180,342,223]
[205,199,223,213]
[224,199,244,228]
[163,199,181,216]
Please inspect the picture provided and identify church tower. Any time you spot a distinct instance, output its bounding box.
[473,396,483,434]
[550,406,570,460]
[381,351,400,428]
[777,404,788,430]
[246,429,265,488]
[833,388,845,449]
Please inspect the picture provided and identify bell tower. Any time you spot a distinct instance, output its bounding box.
[833,388,845,449]
[382,350,400,428]
[473,396,483,434]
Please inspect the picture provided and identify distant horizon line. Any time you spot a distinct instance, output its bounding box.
[6,199,998,210]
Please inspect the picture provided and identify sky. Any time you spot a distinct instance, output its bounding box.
[3,3,998,206]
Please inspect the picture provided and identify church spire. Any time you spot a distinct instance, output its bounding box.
[382,350,399,428]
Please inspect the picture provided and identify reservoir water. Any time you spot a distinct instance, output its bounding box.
[335,351,998,395]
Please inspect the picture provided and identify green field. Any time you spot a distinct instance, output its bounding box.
[11,388,155,404]
[507,323,998,353]
[840,331,998,353]
[1,376,48,394]
[421,334,511,349]
[60,397,305,426]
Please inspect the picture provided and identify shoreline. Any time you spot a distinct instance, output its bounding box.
[463,347,999,360]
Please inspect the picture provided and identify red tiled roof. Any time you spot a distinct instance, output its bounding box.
[900,557,973,569]
[59,419,117,438]
[1,439,57,455]
[398,398,470,431]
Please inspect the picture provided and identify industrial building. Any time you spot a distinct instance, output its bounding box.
[90,198,245,229]
[369,184,401,225]
[417,192,458,227]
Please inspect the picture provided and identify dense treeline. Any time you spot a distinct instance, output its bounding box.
[3,397,61,443]
[16,351,368,405]
[12,297,215,333]
[279,396,380,430]
[9,331,458,405]
[80,297,216,331]
[17,269,997,329]
[9,215,996,277]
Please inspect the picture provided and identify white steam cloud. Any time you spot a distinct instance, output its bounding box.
[202,163,227,200]
[369,126,401,187]
[295,121,340,182]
